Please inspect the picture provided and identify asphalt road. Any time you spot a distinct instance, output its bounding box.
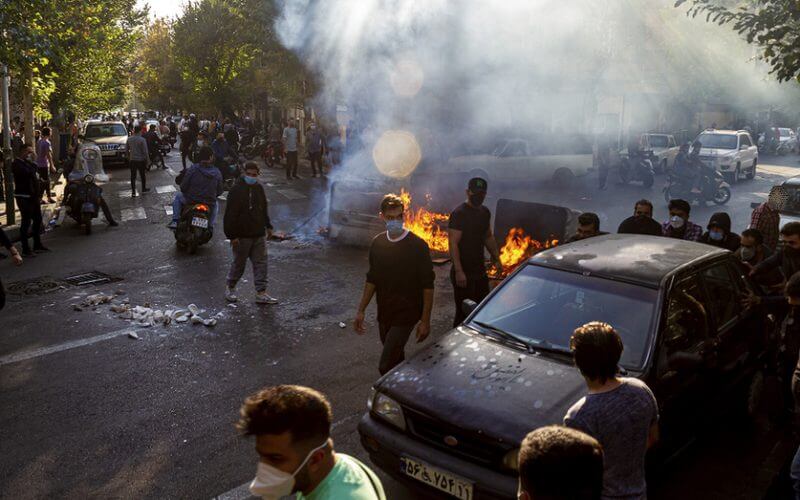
[1,150,799,499]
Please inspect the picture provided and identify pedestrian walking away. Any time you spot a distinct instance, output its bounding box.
[223,162,278,305]
[12,143,49,256]
[126,125,150,196]
[283,119,299,180]
[238,385,386,500]
[354,193,434,375]
[448,177,501,327]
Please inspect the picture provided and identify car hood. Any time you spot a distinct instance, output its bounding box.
[377,326,588,445]
[700,148,736,157]
[85,136,127,145]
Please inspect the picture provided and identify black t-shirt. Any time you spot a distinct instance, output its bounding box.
[366,231,435,326]
[617,215,662,236]
[448,202,491,277]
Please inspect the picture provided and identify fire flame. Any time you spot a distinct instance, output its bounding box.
[396,189,557,277]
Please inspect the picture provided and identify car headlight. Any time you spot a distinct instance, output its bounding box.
[503,447,520,471]
[371,391,406,431]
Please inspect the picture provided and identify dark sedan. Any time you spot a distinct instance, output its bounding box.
[358,234,772,500]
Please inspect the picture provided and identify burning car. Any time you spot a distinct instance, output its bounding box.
[358,234,771,500]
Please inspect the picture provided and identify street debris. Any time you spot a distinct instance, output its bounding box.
[128,331,140,340]
[70,293,222,330]
[338,322,347,329]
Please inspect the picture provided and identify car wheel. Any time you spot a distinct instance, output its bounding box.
[745,160,756,180]
[734,164,741,184]
[552,168,574,189]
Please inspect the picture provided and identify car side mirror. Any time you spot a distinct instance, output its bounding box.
[667,351,703,371]
[462,299,478,317]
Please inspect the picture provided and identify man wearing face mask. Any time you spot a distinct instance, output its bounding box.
[752,222,800,282]
[699,212,740,251]
[661,199,702,241]
[354,194,435,375]
[736,229,782,289]
[448,177,501,327]
[238,385,385,500]
[617,199,663,236]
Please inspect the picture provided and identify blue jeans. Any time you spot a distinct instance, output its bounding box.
[172,192,217,227]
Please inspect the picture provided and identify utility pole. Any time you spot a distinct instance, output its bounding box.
[1,63,14,225]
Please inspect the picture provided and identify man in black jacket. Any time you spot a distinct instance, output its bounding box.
[11,143,49,256]
[223,161,276,305]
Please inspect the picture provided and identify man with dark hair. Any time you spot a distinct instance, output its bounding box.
[750,187,781,251]
[699,212,740,251]
[306,122,325,178]
[168,146,223,230]
[518,425,604,500]
[564,322,659,500]
[662,199,702,241]
[35,126,56,204]
[736,230,779,286]
[223,162,277,305]
[567,212,606,243]
[238,385,385,499]
[12,143,49,256]
[126,125,150,196]
[283,119,299,180]
[617,199,662,236]
[448,177,501,326]
[354,193,435,375]
[752,222,800,281]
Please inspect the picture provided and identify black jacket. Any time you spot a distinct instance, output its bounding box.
[11,157,40,198]
[223,177,273,239]
[699,212,741,252]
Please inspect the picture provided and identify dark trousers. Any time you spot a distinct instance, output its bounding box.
[450,271,490,327]
[598,164,609,189]
[17,197,43,253]
[38,167,52,200]
[309,151,322,175]
[286,151,298,178]
[129,159,147,193]
[378,323,415,375]
[180,148,190,170]
[99,197,116,223]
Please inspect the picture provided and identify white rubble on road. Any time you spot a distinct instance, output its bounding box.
[71,294,221,329]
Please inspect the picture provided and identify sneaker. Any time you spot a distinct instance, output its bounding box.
[167,220,178,230]
[108,220,119,227]
[255,291,278,304]
[225,287,238,303]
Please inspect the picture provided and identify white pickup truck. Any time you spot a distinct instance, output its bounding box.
[437,139,594,188]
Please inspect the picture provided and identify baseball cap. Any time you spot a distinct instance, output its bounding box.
[468,177,488,192]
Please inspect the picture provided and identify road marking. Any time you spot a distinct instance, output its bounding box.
[156,185,177,194]
[121,207,147,221]
[0,328,138,366]
[276,189,307,200]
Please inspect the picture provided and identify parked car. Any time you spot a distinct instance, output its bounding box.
[79,121,129,167]
[359,234,771,500]
[644,133,679,172]
[694,129,758,184]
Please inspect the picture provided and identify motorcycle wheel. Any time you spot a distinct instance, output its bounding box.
[712,186,731,205]
[83,214,92,235]
[265,155,274,168]
[243,147,255,160]
[643,172,654,189]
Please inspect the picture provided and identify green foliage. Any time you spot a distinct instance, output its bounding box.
[675,0,800,83]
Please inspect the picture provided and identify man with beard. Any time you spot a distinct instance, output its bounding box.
[736,229,782,290]
[752,222,800,281]
[448,177,501,327]
[617,199,663,236]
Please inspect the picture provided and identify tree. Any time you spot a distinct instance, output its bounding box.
[132,19,186,112]
[675,0,800,83]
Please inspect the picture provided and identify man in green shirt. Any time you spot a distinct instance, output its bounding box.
[238,385,385,500]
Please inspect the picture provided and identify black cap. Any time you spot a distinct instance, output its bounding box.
[468,177,488,192]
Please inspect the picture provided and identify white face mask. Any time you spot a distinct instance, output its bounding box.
[249,439,328,499]
[669,215,685,229]
[197,140,205,147]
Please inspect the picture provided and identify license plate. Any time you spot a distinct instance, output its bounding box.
[400,456,473,500]
[191,217,208,228]
[101,150,116,156]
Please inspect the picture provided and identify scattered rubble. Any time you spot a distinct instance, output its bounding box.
[128,331,140,340]
[70,293,222,330]
[338,322,346,329]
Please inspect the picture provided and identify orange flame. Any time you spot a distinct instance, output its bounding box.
[489,228,558,278]
[399,189,450,253]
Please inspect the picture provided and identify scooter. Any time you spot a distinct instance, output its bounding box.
[216,156,243,191]
[65,173,102,235]
[174,202,213,254]
[243,134,267,160]
[263,141,282,168]
[619,152,655,188]
[663,168,731,206]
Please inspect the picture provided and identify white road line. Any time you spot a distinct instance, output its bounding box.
[0,328,137,367]
[121,207,147,222]
[276,189,307,200]
[156,185,177,194]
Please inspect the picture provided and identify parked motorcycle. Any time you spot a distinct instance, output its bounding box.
[65,173,102,235]
[619,153,655,188]
[663,168,731,206]
[263,141,282,168]
[174,202,213,254]
[243,134,267,160]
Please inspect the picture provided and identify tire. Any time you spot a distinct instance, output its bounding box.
[642,171,654,188]
[83,215,92,235]
[243,147,255,160]
[265,155,274,168]
[619,161,630,184]
[712,186,731,205]
[552,168,574,189]
[746,160,756,180]
[734,164,741,184]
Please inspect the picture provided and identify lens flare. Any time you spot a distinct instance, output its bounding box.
[372,130,422,178]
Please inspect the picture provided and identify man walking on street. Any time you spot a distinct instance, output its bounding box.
[564,321,659,500]
[283,119,299,180]
[223,162,278,305]
[354,194,434,375]
[306,122,325,178]
[238,385,386,500]
[12,143,49,256]
[448,177,501,327]
[126,125,150,196]
[36,127,56,204]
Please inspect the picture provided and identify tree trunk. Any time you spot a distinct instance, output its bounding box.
[22,68,34,145]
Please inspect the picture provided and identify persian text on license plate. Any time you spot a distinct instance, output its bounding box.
[191,217,208,228]
[400,456,473,500]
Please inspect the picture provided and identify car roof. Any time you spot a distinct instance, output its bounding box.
[86,121,124,126]
[529,234,728,287]
[699,129,741,135]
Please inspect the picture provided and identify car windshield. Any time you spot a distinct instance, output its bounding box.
[469,264,657,369]
[781,186,800,215]
[649,135,668,148]
[780,128,793,137]
[697,133,737,150]
[85,124,127,138]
